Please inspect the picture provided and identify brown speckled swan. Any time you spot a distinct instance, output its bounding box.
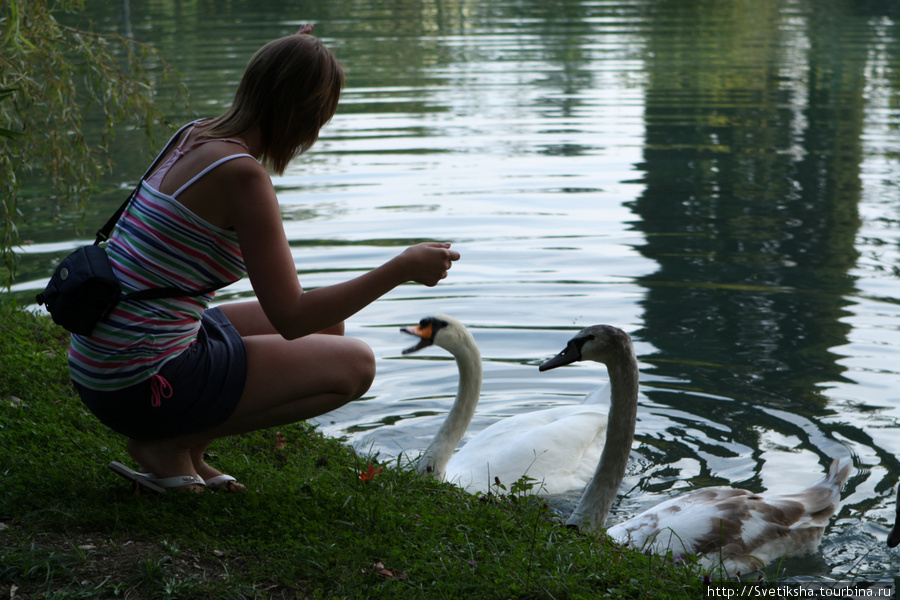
[539,324,852,577]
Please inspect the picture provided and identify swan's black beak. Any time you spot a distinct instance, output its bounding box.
[401,321,435,355]
[539,337,586,371]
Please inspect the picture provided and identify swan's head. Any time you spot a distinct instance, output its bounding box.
[401,314,478,358]
[539,325,633,371]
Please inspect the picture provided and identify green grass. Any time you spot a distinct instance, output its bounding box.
[0,298,706,599]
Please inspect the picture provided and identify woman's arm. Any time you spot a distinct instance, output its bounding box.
[225,159,459,339]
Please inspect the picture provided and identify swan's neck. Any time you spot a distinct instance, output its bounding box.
[416,342,482,478]
[566,350,638,531]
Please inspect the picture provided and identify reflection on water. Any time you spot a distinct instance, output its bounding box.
[13,0,900,582]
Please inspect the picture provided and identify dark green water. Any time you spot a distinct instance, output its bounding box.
[12,0,900,581]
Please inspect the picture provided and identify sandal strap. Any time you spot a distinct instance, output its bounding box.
[153,474,206,489]
[109,461,206,494]
[205,474,236,488]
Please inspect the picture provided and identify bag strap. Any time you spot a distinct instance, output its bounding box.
[122,283,224,303]
[94,120,231,302]
[94,120,201,245]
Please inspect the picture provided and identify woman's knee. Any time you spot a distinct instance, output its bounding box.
[244,333,375,403]
[318,320,345,336]
[345,338,376,399]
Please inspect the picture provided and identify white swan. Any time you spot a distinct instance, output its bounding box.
[539,324,852,577]
[401,315,482,481]
[401,314,611,495]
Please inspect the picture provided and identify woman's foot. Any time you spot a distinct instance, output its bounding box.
[204,474,247,493]
[125,438,205,492]
[190,447,246,492]
[109,462,206,494]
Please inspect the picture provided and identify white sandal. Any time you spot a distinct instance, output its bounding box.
[205,474,246,492]
[109,461,206,494]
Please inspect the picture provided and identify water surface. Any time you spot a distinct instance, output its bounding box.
[12,0,900,583]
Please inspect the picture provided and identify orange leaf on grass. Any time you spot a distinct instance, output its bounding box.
[359,463,383,481]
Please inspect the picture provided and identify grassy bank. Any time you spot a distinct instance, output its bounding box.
[0,299,705,599]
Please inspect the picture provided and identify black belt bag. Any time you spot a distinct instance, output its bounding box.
[36,121,221,336]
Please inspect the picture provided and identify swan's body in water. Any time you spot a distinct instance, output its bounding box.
[539,324,852,577]
[401,315,610,495]
[888,487,900,548]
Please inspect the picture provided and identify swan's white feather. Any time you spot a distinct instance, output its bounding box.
[445,404,609,495]
[581,381,611,405]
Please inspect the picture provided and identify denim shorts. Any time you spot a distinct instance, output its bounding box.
[74,307,247,441]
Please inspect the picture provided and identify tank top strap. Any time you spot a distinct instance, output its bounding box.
[146,126,251,191]
[171,153,256,198]
[145,124,198,188]
[186,137,250,152]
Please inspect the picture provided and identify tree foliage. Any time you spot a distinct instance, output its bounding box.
[0,0,183,285]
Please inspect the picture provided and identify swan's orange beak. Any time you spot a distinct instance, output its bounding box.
[401,321,435,355]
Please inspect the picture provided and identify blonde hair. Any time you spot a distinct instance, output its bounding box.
[201,33,344,174]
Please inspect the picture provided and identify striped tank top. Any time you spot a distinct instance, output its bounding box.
[69,126,251,390]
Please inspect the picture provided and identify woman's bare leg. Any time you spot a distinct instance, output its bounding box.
[219,300,344,337]
[213,331,374,435]
[126,437,203,488]
[125,322,374,485]
[129,301,348,486]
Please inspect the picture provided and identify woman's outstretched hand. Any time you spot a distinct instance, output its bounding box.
[253,241,460,339]
[397,242,460,287]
